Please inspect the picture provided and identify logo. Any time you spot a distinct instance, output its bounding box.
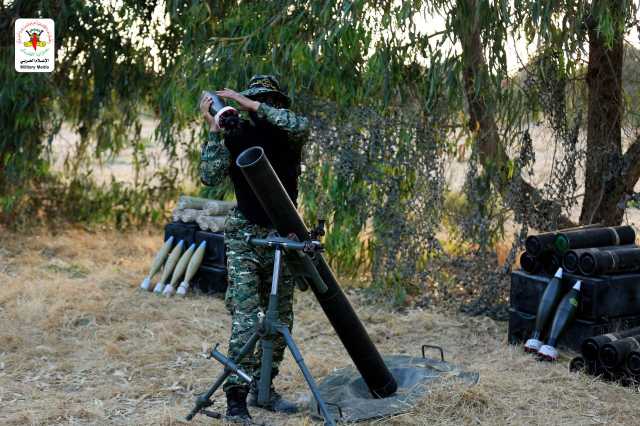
[25,28,48,50]
[15,19,55,72]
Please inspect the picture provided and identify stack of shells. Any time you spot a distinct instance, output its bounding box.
[571,326,640,386]
[172,196,236,232]
[521,225,638,276]
[138,196,235,297]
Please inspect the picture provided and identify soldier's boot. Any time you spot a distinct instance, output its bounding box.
[248,382,298,414]
[225,386,251,420]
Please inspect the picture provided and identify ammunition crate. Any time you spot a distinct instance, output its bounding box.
[195,230,226,268]
[508,308,640,352]
[192,265,228,295]
[164,222,229,295]
[164,221,200,248]
[510,270,640,321]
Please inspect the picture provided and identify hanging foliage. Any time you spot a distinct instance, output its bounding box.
[2,0,640,306]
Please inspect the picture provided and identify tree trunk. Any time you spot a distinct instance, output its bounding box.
[595,136,640,224]
[579,1,624,225]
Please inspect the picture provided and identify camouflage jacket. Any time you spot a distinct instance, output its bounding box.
[200,103,309,189]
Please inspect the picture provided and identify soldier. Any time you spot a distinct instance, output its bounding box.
[199,75,309,420]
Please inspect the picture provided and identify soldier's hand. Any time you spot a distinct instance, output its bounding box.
[200,92,221,132]
[216,88,260,112]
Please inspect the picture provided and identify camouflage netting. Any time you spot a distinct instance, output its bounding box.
[297,50,589,317]
[302,100,448,293]
[507,52,583,268]
[458,51,585,318]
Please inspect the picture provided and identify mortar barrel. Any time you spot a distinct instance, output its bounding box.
[236,146,397,398]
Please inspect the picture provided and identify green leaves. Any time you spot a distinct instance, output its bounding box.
[3,0,639,302]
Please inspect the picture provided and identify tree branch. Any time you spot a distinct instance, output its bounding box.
[457,0,575,231]
[623,134,640,191]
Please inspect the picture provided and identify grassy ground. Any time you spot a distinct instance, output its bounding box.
[1,228,639,426]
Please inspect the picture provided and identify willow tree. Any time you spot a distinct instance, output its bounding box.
[1,1,179,226]
[420,0,638,228]
[579,1,639,225]
[156,1,452,291]
[3,0,639,297]
[2,0,452,292]
[510,0,639,226]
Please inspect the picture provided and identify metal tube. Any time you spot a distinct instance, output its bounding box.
[555,226,636,254]
[524,224,602,256]
[600,336,640,369]
[257,247,282,406]
[280,326,336,426]
[258,338,274,406]
[236,146,397,398]
[579,246,640,276]
[248,236,312,251]
[271,248,283,297]
[520,252,541,274]
[210,348,254,384]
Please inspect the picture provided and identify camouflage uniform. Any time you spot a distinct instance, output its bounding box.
[200,101,309,392]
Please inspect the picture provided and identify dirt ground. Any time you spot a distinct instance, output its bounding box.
[1,228,639,426]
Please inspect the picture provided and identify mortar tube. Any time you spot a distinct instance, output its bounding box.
[236,146,397,398]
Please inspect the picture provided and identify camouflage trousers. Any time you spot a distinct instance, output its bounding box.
[223,208,295,392]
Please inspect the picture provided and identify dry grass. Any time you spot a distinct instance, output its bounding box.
[1,227,638,425]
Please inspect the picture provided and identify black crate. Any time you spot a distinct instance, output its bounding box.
[510,272,569,315]
[510,270,640,321]
[195,230,226,267]
[164,222,200,248]
[508,308,640,352]
[192,265,228,294]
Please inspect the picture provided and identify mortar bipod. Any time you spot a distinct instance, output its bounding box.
[186,234,336,426]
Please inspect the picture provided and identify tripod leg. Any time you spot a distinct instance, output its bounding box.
[185,368,230,421]
[186,332,260,421]
[279,326,336,426]
[229,330,262,377]
[258,246,283,406]
[211,346,255,385]
[258,337,274,405]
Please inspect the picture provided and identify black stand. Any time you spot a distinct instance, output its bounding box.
[186,232,336,426]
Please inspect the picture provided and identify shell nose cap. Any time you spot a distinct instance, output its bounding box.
[524,338,543,353]
[538,344,559,361]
